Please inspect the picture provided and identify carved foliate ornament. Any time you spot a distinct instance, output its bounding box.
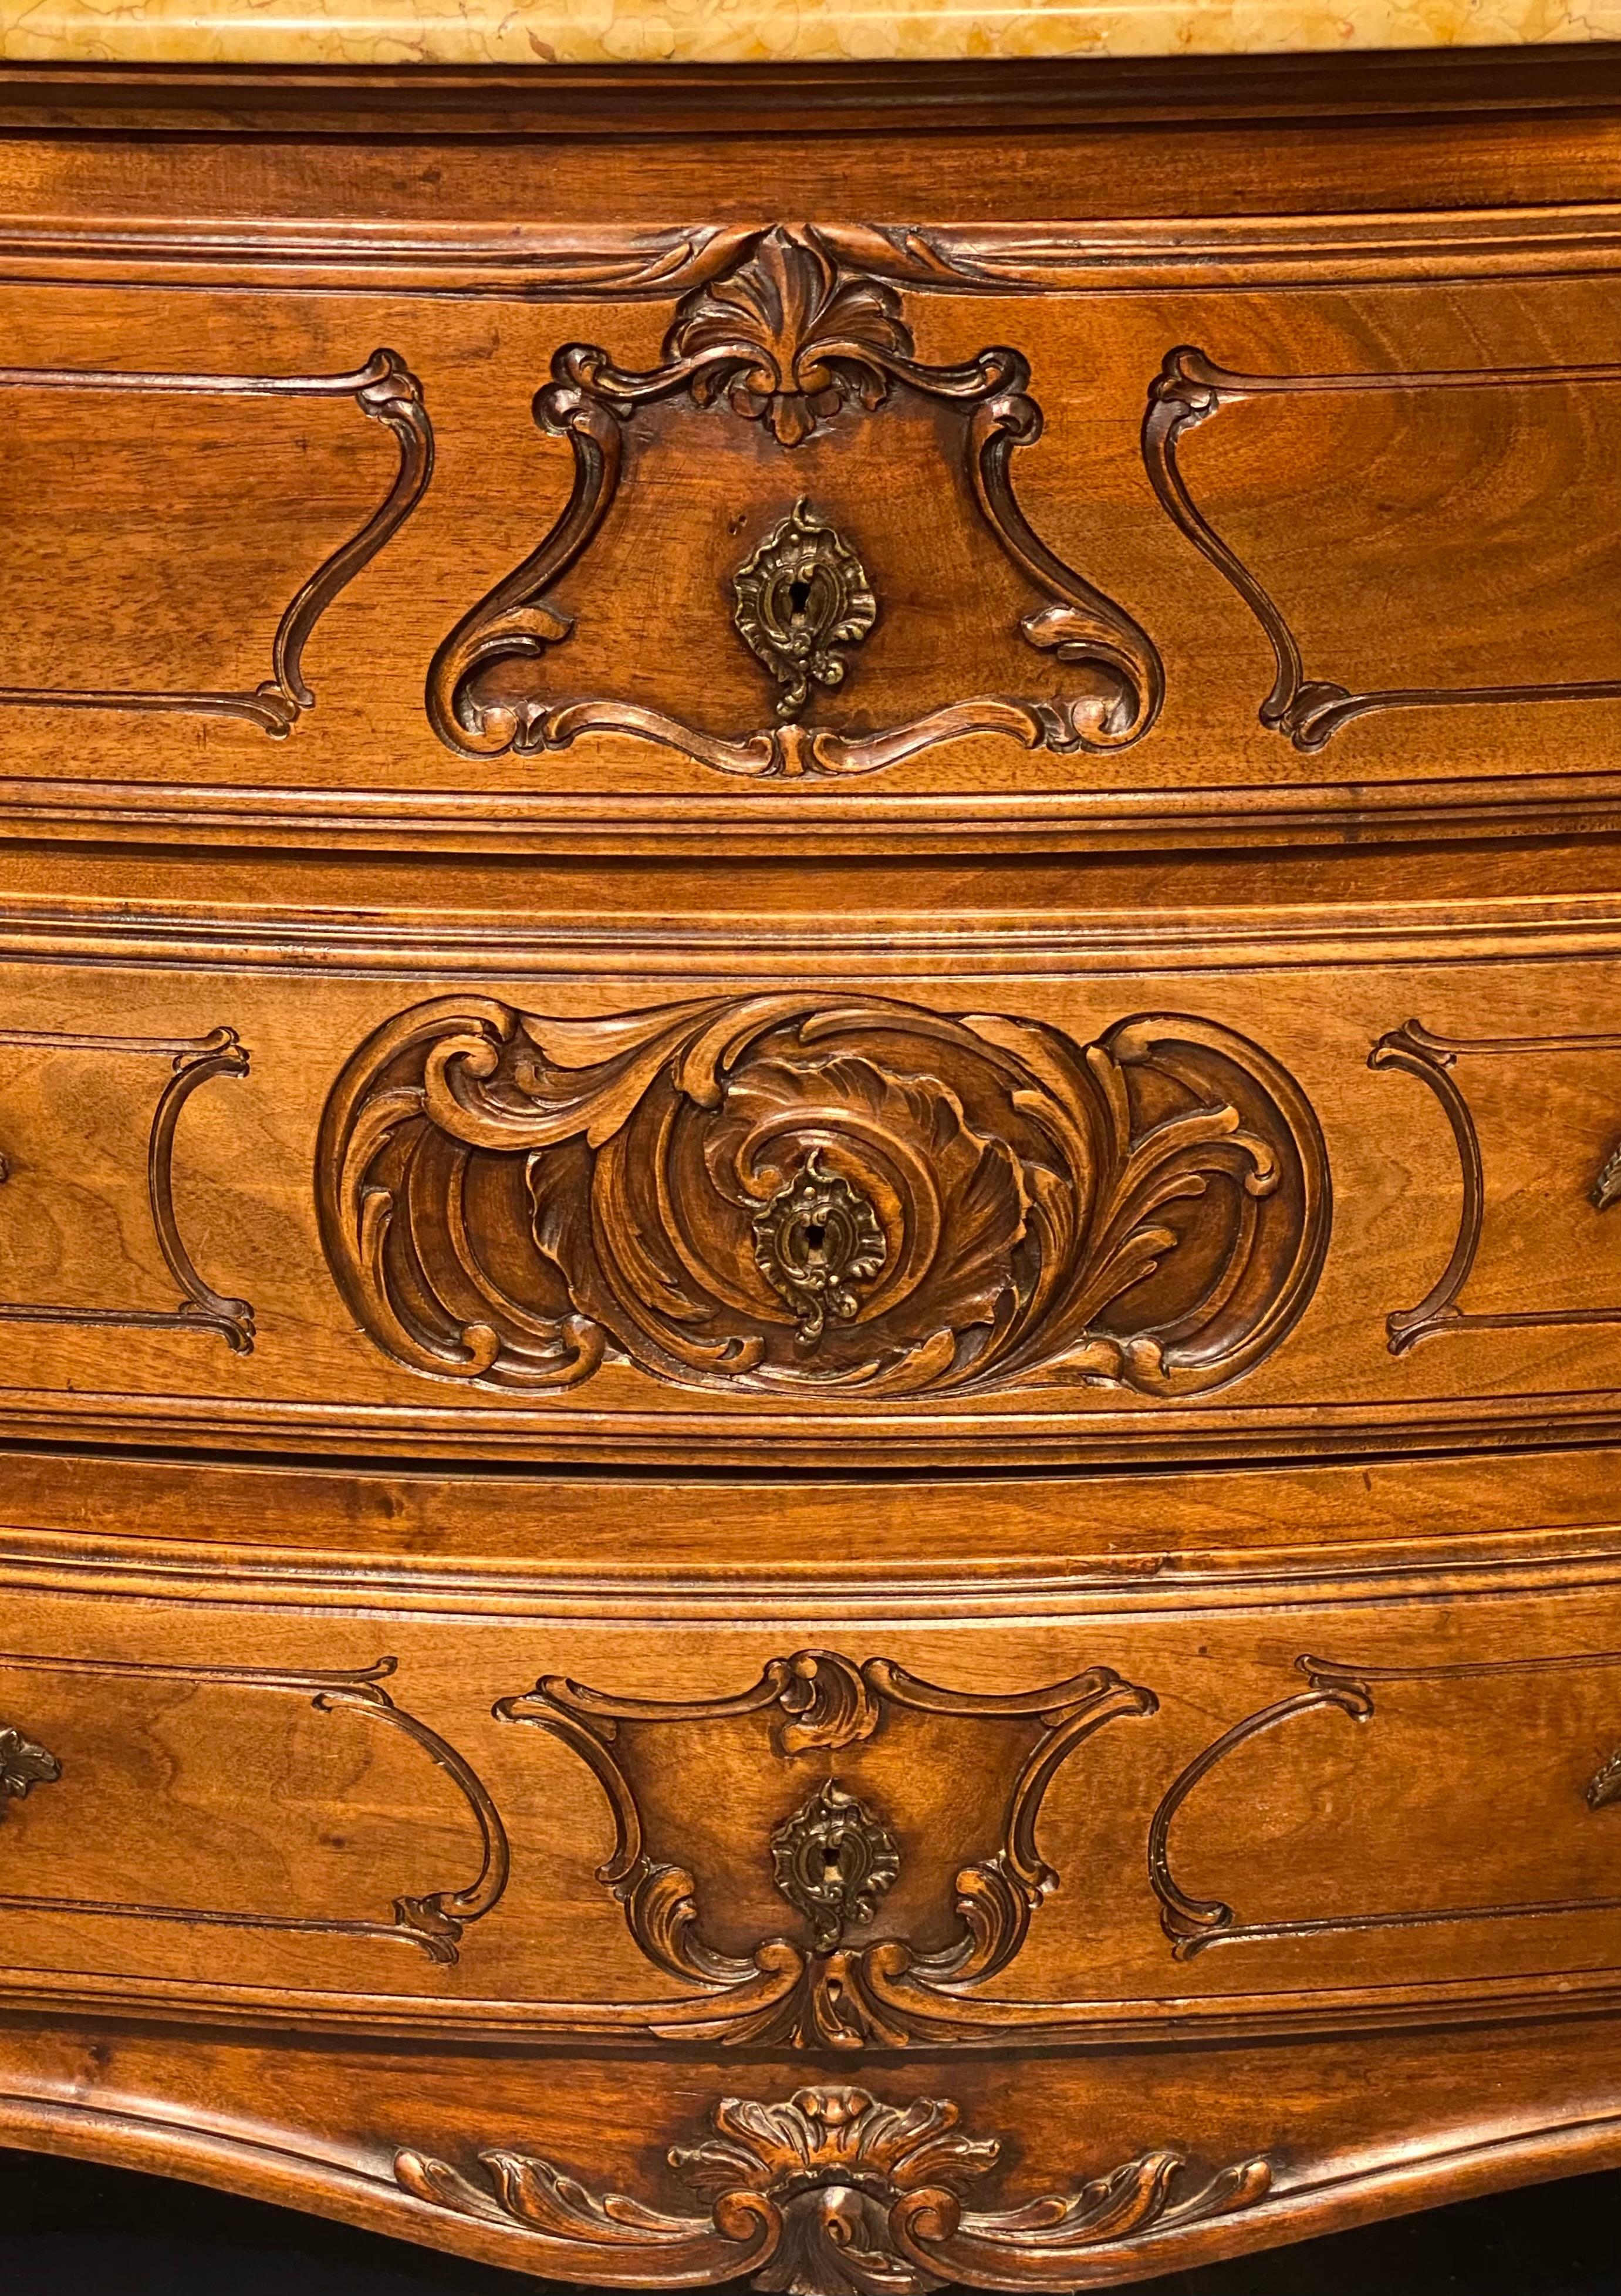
[397,2084,1272,2292]
[425,224,1163,776]
[318,993,1329,1405]
[733,501,877,721]
[771,1780,900,1950]
[0,1723,59,1814]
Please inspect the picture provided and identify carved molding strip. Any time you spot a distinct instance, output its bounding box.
[316,992,1329,1403]
[397,2083,1272,2291]
[497,1647,1156,2049]
[0,1024,254,1351]
[0,1651,508,1963]
[6,211,1621,296]
[1370,1018,1621,1356]
[0,348,431,736]
[1149,1648,1621,1959]
[1142,345,1621,751]
[425,225,1162,774]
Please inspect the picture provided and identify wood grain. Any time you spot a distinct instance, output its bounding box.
[0,44,1619,2294]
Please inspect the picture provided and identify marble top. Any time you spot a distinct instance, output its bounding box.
[0,0,1612,68]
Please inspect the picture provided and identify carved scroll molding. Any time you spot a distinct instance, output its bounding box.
[425,224,1162,776]
[0,1024,254,1351]
[0,1651,508,1963]
[397,2083,1272,2292]
[1149,1648,1621,1960]
[1370,1018,1621,1356]
[1142,344,1621,751]
[7,210,1621,297]
[0,348,431,736]
[496,1647,1156,2049]
[316,992,1329,1403]
[0,1722,59,1814]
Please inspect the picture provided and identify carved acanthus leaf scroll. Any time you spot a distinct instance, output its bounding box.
[425,224,1161,774]
[496,1647,1157,2051]
[316,992,1329,1404]
[397,2083,1272,2293]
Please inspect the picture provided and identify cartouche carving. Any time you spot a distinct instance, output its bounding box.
[497,1647,1156,2049]
[317,993,1329,1402]
[771,1780,900,1950]
[1143,344,1621,751]
[0,1653,508,1962]
[0,1024,253,1351]
[397,2084,1272,2292]
[1149,1649,1621,1958]
[0,1722,60,1815]
[732,500,877,719]
[1372,1018,1621,1354]
[425,224,1161,774]
[0,349,431,737]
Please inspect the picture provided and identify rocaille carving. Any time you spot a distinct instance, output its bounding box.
[424,224,1163,775]
[316,992,1329,1402]
[732,500,877,720]
[0,1722,60,1816]
[496,1647,1157,2050]
[396,2083,1272,2292]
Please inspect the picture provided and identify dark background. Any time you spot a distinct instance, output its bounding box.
[0,2148,1612,2292]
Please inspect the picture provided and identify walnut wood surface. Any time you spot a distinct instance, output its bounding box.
[0,45,1620,2296]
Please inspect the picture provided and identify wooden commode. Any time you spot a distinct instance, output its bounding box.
[0,19,1617,2289]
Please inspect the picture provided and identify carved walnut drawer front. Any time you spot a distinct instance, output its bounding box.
[2,43,1621,2296]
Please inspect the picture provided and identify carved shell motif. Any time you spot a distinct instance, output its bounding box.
[671,225,913,447]
[318,993,1329,1401]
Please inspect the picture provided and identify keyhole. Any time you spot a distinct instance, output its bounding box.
[822,1843,844,1874]
[803,1221,827,1252]
[789,577,812,616]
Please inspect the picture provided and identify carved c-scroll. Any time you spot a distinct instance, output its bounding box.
[495,1647,1157,2050]
[0,348,432,736]
[1142,344,1621,752]
[425,224,1161,776]
[0,1651,508,1964]
[0,1024,254,1351]
[316,992,1329,1404]
[1149,1648,1621,1960]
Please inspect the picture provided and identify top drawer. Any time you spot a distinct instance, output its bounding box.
[4,215,1621,856]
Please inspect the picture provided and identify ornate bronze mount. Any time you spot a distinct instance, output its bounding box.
[397,2083,1273,2292]
[0,1722,59,1816]
[1593,1136,1621,1211]
[732,499,877,721]
[771,1780,900,1950]
[1590,1746,1621,1808]
[752,1150,887,1350]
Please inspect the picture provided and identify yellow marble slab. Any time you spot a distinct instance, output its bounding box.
[1,0,1615,67]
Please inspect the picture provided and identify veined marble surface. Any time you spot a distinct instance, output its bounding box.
[1,0,1616,68]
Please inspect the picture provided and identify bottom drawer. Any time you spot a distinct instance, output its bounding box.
[0,1475,1617,2287]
